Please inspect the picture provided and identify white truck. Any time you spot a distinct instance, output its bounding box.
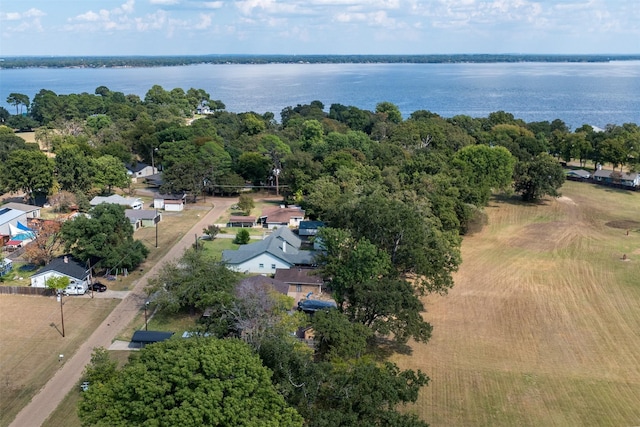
[63,281,88,295]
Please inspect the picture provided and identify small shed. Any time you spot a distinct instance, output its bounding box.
[0,258,12,276]
[154,193,186,211]
[130,330,174,348]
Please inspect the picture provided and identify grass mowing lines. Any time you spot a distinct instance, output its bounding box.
[393,181,640,426]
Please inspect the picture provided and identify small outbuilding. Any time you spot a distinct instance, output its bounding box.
[130,330,174,348]
[228,216,256,228]
[153,193,186,211]
[0,258,12,276]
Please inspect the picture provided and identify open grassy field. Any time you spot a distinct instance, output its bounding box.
[395,181,640,426]
[0,295,119,427]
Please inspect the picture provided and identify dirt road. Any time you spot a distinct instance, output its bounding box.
[9,197,238,427]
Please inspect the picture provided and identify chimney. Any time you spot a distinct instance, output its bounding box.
[63,256,68,263]
[282,243,287,253]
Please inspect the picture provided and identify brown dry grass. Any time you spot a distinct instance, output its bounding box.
[395,181,640,426]
[0,295,119,427]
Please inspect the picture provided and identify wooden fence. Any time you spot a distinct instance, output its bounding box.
[0,286,52,296]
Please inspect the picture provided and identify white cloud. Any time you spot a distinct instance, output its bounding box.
[3,12,22,21]
[135,10,168,30]
[200,2,224,9]
[195,13,213,29]
[150,0,181,5]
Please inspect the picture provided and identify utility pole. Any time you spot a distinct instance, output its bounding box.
[58,291,65,338]
[155,208,158,248]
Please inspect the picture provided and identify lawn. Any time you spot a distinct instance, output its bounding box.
[0,295,119,427]
[394,181,640,426]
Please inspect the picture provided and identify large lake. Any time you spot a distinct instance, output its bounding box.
[1,61,639,130]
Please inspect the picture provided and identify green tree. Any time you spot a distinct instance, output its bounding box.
[376,101,402,124]
[0,149,54,203]
[453,144,516,206]
[55,146,93,192]
[78,338,303,427]
[60,203,149,270]
[513,153,566,202]
[81,347,118,386]
[311,309,372,361]
[308,360,429,427]
[237,194,255,215]
[202,224,220,239]
[0,127,29,162]
[146,249,240,334]
[326,194,461,295]
[317,228,433,344]
[234,229,251,245]
[92,155,129,194]
[236,151,271,185]
[6,93,30,115]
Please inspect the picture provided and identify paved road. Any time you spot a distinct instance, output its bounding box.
[9,197,238,427]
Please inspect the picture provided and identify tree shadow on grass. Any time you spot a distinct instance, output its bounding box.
[368,336,413,360]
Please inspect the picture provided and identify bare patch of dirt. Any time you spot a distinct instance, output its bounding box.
[557,196,576,205]
[605,220,640,230]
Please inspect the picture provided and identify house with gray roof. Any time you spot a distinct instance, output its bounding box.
[30,255,91,293]
[222,227,318,274]
[124,209,161,231]
[593,169,640,188]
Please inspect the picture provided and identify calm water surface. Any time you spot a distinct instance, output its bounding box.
[1,62,639,130]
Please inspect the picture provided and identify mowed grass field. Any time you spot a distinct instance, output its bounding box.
[0,296,119,427]
[395,180,640,426]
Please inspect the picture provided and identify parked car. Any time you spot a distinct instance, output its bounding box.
[88,282,107,292]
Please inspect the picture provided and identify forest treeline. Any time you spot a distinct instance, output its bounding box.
[2,54,640,69]
[2,84,639,425]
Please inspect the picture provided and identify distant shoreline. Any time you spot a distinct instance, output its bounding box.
[2,54,640,70]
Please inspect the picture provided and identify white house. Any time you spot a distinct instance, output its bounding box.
[1,202,41,218]
[222,227,318,274]
[126,162,158,183]
[90,195,144,210]
[30,255,91,295]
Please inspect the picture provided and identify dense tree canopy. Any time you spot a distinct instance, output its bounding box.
[60,203,149,270]
[78,338,304,427]
[0,149,54,203]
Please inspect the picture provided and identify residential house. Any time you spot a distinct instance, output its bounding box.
[30,255,91,293]
[153,193,186,211]
[126,162,157,183]
[90,195,144,210]
[1,202,41,219]
[593,169,640,188]
[222,227,318,274]
[273,267,325,303]
[259,205,305,229]
[124,209,162,231]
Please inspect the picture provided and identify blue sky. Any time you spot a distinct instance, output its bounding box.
[1,0,639,56]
